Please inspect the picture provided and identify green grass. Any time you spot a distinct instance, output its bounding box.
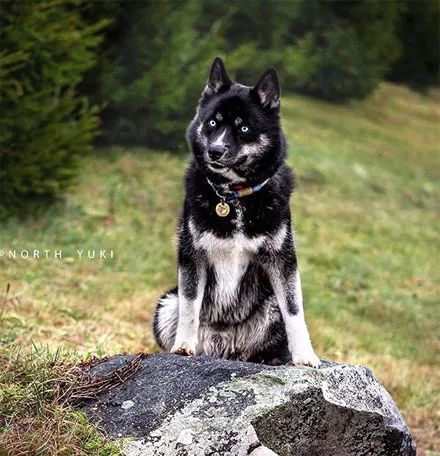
[1,82,439,453]
[0,345,120,455]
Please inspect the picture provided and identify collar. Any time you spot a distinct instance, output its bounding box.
[207,177,270,203]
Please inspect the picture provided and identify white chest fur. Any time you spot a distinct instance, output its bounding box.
[189,219,266,303]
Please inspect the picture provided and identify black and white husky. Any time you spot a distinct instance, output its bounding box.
[153,58,320,366]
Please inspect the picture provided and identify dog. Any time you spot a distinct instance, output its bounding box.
[153,57,320,367]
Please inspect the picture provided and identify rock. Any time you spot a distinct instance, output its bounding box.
[121,400,135,410]
[81,354,416,456]
[249,447,280,456]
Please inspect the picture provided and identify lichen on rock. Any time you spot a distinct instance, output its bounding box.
[81,354,415,456]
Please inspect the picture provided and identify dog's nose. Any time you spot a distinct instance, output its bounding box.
[208,145,225,161]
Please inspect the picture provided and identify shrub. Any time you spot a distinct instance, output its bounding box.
[83,0,224,151]
[279,0,401,101]
[387,0,440,89]
[201,0,401,101]
[0,0,107,213]
[228,0,399,101]
[84,0,402,151]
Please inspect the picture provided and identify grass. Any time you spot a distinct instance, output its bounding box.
[1,82,439,454]
[0,345,120,455]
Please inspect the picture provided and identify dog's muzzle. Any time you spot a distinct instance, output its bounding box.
[207,145,225,161]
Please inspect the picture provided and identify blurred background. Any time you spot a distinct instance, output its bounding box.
[0,0,439,454]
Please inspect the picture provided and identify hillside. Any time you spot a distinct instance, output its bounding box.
[1,83,439,453]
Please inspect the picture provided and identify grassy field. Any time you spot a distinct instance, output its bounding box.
[1,82,439,454]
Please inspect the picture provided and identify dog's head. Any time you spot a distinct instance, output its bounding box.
[187,57,286,184]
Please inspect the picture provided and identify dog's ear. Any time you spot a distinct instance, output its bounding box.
[253,69,280,109]
[205,57,232,95]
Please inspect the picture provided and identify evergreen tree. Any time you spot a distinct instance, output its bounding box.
[83,0,224,150]
[388,0,440,89]
[0,0,107,212]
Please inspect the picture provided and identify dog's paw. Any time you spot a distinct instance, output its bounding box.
[170,341,196,357]
[289,351,321,368]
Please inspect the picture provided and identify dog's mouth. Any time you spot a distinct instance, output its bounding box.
[207,163,230,176]
[207,157,249,177]
[208,162,225,170]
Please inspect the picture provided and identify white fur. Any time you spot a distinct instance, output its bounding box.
[156,292,178,350]
[189,218,266,254]
[238,134,270,159]
[189,218,264,311]
[211,81,223,93]
[198,295,278,357]
[266,222,287,251]
[257,88,280,109]
[189,219,287,255]
[196,122,207,147]
[188,219,289,314]
[166,217,319,365]
[206,165,245,182]
[268,268,320,366]
[211,128,227,147]
[171,267,206,354]
[232,204,244,230]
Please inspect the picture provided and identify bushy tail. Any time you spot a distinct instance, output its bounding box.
[153,287,178,351]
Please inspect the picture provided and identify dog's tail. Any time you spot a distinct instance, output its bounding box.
[153,287,178,351]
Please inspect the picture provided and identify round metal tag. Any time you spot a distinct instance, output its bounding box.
[215,201,230,217]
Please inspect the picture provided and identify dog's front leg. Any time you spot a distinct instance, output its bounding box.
[170,260,206,356]
[267,263,321,367]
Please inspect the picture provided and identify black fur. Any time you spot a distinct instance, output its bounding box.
[153,58,318,365]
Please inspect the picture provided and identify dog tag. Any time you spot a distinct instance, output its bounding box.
[216,201,230,217]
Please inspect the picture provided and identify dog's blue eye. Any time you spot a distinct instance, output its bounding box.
[209,120,216,127]
[241,125,249,133]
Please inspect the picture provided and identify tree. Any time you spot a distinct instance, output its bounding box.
[0,0,107,213]
[82,0,224,150]
[388,0,440,89]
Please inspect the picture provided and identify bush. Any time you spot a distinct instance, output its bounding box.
[387,0,440,89]
[84,0,402,151]
[198,0,401,101]
[0,0,106,212]
[82,0,224,151]
[260,0,400,101]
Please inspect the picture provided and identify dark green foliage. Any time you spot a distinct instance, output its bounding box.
[0,1,106,212]
[1,0,434,212]
[85,0,402,149]
[216,0,401,101]
[282,0,400,100]
[83,0,223,150]
[388,0,440,89]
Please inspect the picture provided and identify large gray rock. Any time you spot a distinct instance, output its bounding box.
[82,354,415,456]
